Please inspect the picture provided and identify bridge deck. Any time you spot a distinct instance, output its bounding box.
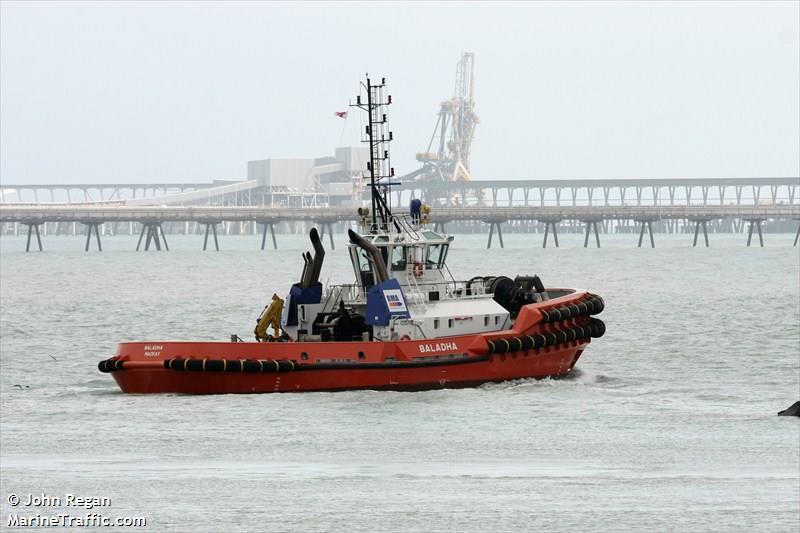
[4,177,798,191]
[3,177,798,207]
[397,177,800,190]
[1,205,798,224]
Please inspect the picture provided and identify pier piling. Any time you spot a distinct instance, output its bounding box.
[203,222,220,251]
[486,221,504,249]
[583,220,601,248]
[325,222,335,250]
[137,222,168,251]
[83,222,102,251]
[23,222,43,252]
[637,220,655,248]
[542,221,560,248]
[260,222,278,250]
[746,219,765,247]
[693,220,710,247]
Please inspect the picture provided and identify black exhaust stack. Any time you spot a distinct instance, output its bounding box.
[347,229,389,283]
[308,228,326,285]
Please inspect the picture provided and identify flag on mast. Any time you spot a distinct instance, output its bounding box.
[334,111,348,119]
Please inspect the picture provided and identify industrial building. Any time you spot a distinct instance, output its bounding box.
[247,146,369,205]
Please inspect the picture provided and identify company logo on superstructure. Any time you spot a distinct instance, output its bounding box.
[386,294,404,308]
[383,289,408,313]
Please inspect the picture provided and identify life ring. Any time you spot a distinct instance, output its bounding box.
[400,334,411,341]
[412,261,424,277]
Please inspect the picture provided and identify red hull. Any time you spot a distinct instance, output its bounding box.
[101,291,603,394]
[111,343,588,394]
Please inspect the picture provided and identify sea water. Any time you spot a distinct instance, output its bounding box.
[1,231,798,532]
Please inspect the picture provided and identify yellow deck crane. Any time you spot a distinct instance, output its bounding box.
[254,294,284,341]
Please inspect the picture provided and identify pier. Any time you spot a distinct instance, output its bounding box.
[2,176,798,251]
[1,203,798,251]
[2,177,798,208]
[397,177,799,207]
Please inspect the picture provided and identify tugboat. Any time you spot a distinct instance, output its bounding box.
[98,76,605,394]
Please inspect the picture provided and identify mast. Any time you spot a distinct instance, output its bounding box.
[351,75,395,233]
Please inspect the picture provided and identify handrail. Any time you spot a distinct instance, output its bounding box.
[392,214,421,241]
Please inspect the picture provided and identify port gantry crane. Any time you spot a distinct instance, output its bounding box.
[403,52,480,191]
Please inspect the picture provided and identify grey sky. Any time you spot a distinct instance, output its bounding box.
[1,1,798,185]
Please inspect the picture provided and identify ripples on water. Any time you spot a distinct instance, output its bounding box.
[1,233,798,532]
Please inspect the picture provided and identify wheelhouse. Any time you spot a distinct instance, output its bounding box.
[348,230,453,289]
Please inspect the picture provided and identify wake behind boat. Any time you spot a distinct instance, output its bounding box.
[97,76,605,394]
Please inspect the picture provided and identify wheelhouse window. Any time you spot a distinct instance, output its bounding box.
[356,249,371,272]
[391,245,407,271]
[426,243,449,269]
[439,243,450,266]
[377,245,389,268]
[426,244,442,269]
[375,237,390,268]
[351,247,376,288]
